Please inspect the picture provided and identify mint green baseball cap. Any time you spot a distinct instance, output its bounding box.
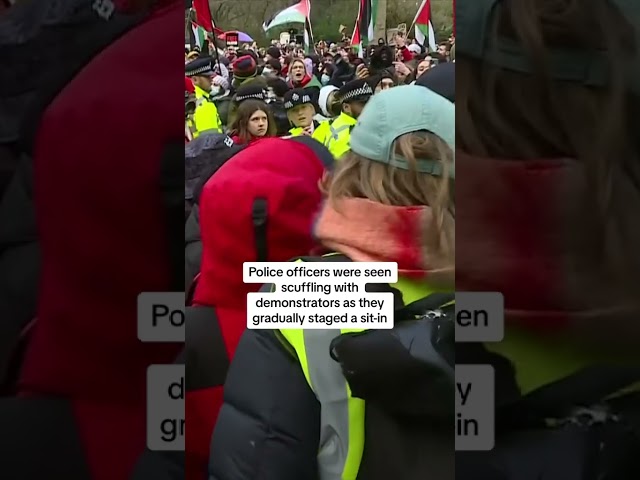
[349,85,455,178]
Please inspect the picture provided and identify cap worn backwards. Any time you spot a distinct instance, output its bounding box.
[349,85,455,178]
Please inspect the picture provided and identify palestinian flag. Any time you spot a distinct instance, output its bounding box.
[304,16,314,54]
[191,21,207,50]
[357,0,375,46]
[350,16,364,58]
[263,0,311,31]
[413,0,437,51]
[192,0,215,32]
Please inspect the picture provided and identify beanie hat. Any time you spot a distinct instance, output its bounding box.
[267,46,281,59]
[349,85,454,177]
[407,44,422,55]
[232,55,257,80]
[266,58,282,74]
[416,62,455,103]
[319,85,338,117]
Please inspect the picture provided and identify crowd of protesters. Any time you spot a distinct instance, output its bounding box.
[184,33,455,143]
[0,1,638,480]
[182,30,456,480]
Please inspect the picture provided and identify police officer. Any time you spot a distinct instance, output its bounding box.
[185,56,223,137]
[312,78,373,159]
[282,88,320,137]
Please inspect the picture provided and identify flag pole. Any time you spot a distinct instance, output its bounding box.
[305,1,316,55]
[408,0,426,36]
[202,1,222,75]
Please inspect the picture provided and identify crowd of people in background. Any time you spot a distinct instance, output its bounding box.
[184,33,455,144]
[182,30,456,480]
[1,1,637,479]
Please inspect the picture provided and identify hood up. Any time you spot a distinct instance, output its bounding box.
[193,137,329,353]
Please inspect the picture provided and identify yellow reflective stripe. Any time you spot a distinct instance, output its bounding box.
[278,255,454,479]
[279,259,313,387]
[344,392,365,480]
[283,330,313,388]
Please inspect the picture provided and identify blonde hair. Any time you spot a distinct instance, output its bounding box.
[322,131,455,280]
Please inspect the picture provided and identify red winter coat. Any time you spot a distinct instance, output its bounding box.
[186,137,330,479]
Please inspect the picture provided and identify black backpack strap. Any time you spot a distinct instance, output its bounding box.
[252,197,268,262]
[185,306,229,390]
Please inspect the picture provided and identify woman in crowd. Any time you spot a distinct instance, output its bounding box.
[209,85,455,480]
[456,0,640,478]
[415,57,433,80]
[288,57,322,90]
[228,99,276,145]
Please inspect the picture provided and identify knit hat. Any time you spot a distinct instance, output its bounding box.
[407,44,422,55]
[266,58,282,75]
[232,55,257,80]
[349,85,454,177]
[318,85,338,117]
[266,46,281,59]
[416,62,455,103]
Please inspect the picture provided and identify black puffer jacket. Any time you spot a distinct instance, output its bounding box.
[209,329,320,480]
[209,289,455,480]
[185,204,202,293]
[0,156,39,390]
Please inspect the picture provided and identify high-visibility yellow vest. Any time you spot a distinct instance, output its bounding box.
[312,112,357,160]
[193,85,222,137]
[288,126,305,137]
[278,255,447,479]
[288,120,319,137]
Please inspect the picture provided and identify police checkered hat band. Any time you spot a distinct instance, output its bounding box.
[339,82,374,102]
[185,57,214,77]
[235,85,267,102]
[235,90,266,103]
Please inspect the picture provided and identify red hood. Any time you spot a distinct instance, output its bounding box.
[194,137,326,310]
[186,138,330,480]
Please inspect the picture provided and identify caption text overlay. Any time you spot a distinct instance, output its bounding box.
[244,262,398,329]
[147,364,184,451]
[455,292,503,450]
[138,278,504,450]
